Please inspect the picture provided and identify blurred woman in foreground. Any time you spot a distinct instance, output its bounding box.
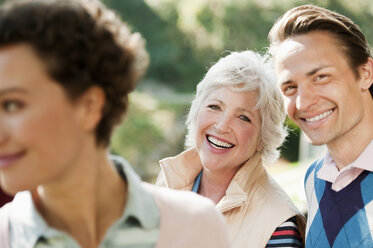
[0,0,231,247]
[157,51,306,248]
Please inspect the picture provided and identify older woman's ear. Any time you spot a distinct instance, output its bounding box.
[77,86,106,132]
[256,140,264,152]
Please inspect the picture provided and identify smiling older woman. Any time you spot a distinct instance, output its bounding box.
[157,51,306,248]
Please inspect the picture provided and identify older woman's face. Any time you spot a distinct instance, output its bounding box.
[195,86,262,175]
[0,44,88,194]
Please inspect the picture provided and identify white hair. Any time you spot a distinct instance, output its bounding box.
[185,50,287,165]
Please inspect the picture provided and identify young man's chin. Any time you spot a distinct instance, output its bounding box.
[304,133,328,146]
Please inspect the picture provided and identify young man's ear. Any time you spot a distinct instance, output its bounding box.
[77,86,106,131]
[359,57,373,90]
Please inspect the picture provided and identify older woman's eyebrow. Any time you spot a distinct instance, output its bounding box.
[207,98,225,105]
[237,107,256,117]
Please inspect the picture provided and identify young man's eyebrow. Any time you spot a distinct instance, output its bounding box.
[306,65,332,76]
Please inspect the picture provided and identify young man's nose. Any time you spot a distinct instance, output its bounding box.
[295,84,318,111]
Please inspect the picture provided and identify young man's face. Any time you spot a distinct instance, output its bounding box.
[274,31,367,147]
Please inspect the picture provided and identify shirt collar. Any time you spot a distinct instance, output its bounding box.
[317,152,339,182]
[111,155,159,230]
[9,191,49,248]
[349,139,373,172]
[318,139,373,181]
[9,155,159,247]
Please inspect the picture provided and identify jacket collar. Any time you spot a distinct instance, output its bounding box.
[160,149,265,213]
[159,148,203,190]
[216,152,263,212]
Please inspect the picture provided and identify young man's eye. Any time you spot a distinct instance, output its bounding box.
[239,115,251,123]
[207,104,220,111]
[283,85,297,96]
[315,74,329,81]
[3,101,23,113]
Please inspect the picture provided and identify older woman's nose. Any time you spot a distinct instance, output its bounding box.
[214,114,231,133]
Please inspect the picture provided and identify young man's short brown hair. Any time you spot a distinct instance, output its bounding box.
[268,4,372,97]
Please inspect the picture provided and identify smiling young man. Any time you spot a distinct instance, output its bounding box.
[269,4,373,248]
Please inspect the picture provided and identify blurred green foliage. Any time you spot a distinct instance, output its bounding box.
[105,0,373,92]
[281,118,301,163]
[110,90,191,181]
[111,99,164,181]
[103,0,206,92]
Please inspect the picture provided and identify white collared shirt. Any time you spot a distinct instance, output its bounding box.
[9,156,160,248]
[317,140,373,192]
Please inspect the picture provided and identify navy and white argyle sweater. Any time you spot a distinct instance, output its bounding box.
[304,159,373,247]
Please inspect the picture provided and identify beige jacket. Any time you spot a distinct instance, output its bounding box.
[157,149,305,248]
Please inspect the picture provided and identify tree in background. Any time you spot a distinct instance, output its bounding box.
[106,0,373,92]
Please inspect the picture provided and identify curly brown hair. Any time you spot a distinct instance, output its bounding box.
[0,0,149,146]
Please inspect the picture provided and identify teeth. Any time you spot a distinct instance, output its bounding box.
[207,136,234,149]
[305,110,333,122]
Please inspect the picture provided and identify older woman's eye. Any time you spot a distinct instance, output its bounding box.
[239,115,251,123]
[208,104,220,111]
[3,100,23,113]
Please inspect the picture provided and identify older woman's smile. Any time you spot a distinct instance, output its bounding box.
[195,86,262,174]
[206,135,234,149]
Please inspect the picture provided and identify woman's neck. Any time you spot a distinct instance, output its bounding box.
[32,147,127,248]
[198,167,238,205]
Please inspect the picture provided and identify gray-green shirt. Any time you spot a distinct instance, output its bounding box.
[9,156,160,248]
